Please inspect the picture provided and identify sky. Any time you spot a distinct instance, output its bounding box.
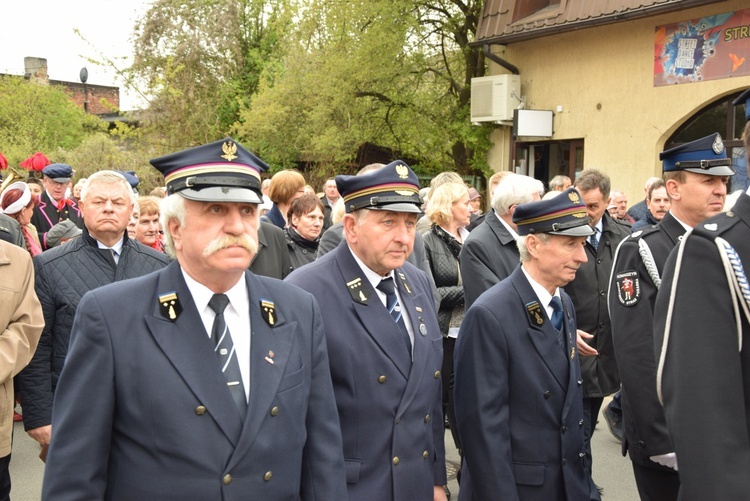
[1,0,152,111]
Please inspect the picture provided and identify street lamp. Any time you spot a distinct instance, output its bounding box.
[79,67,89,113]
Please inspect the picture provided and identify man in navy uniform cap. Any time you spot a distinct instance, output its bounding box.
[30,163,83,248]
[608,132,733,500]
[42,138,347,500]
[454,188,592,501]
[653,90,750,500]
[286,160,447,501]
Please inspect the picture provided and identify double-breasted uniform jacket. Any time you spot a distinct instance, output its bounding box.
[286,242,447,501]
[459,210,520,308]
[608,211,685,468]
[42,262,347,500]
[0,241,43,457]
[563,212,630,398]
[30,192,83,249]
[454,266,589,501]
[653,192,750,500]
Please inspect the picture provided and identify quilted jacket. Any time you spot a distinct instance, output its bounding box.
[423,225,464,337]
[19,229,169,431]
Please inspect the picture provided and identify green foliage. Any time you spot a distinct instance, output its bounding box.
[0,76,106,166]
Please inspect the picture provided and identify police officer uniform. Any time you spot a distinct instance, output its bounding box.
[608,133,734,499]
[286,161,447,501]
[30,164,83,248]
[653,89,750,501]
[42,138,347,500]
[454,188,593,501]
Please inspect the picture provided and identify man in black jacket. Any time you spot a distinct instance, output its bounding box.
[565,169,631,499]
[19,171,169,449]
[609,133,733,500]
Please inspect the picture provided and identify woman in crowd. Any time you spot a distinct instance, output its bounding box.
[135,196,164,252]
[1,182,42,257]
[261,170,306,228]
[284,194,325,271]
[422,182,474,451]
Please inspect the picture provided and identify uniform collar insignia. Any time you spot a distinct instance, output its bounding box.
[397,272,412,295]
[158,291,182,321]
[526,301,544,326]
[346,277,369,304]
[260,299,276,326]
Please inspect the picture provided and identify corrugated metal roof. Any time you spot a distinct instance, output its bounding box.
[475,0,724,45]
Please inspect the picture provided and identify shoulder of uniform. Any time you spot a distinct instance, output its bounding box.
[690,211,741,240]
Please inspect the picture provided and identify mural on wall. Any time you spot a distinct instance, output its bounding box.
[654,9,750,86]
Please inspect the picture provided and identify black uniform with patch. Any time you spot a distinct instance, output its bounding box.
[654,192,750,500]
[608,212,686,468]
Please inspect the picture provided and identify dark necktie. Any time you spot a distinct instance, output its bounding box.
[208,294,247,419]
[377,277,412,357]
[589,227,600,251]
[550,296,565,351]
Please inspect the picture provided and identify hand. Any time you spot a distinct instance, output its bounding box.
[650,452,678,471]
[576,330,599,357]
[434,485,448,501]
[28,425,52,446]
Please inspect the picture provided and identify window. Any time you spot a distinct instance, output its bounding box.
[512,0,562,23]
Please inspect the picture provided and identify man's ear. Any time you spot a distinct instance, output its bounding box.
[665,179,681,201]
[526,234,541,258]
[342,213,357,244]
[168,218,183,252]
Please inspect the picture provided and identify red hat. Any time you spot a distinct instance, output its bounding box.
[20,152,51,172]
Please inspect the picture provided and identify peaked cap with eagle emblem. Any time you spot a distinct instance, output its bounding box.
[335,160,422,214]
[150,137,270,203]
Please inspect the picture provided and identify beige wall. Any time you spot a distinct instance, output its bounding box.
[484,0,750,203]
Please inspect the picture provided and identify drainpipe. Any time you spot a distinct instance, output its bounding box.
[483,44,519,75]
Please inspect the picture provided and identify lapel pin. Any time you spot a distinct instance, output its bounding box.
[158,292,182,321]
[419,323,428,336]
[416,306,423,313]
[260,299,276,326]
[265,350,275,364]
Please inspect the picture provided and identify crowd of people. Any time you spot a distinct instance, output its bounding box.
[0,90,747,501]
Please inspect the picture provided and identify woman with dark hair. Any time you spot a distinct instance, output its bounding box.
[261,170,306,228]
[1,182,41,257]
[284,194,325,271]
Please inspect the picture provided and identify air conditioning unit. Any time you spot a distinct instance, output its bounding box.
[470,74,521,123]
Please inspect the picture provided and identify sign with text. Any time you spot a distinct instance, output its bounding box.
[654,9,750,86]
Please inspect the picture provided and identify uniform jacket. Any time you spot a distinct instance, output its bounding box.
[608,211,685,467]
[459,210,520,308]
[249,222,292,280]
[454,266,589,501]
[423,226,464,337]
[0,241,43,457]
[654,192,750,500]
[19,229,169,431]
[286,242,447,501]
[30,192,83,249]
[563,213,630,398]
[42,262,347,500]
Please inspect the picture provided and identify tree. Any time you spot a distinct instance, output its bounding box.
[127,0,293,152]
[0,76,105,166]
[236,0,490,177]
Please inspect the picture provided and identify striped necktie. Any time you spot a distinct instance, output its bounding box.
[208,294,247,419]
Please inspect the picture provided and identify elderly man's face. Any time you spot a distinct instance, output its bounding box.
[79,180,133,243]
[170,199,259,288]
[324,181,339,201]
[344,209,417,275]
[612,193,628,218]
[530,234,588,289]
[43,176,68,202]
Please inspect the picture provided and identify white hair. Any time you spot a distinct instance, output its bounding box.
[516,233,549,262]
[492,174,544,216]
[80,171,135,205]
[159,194,186,259]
